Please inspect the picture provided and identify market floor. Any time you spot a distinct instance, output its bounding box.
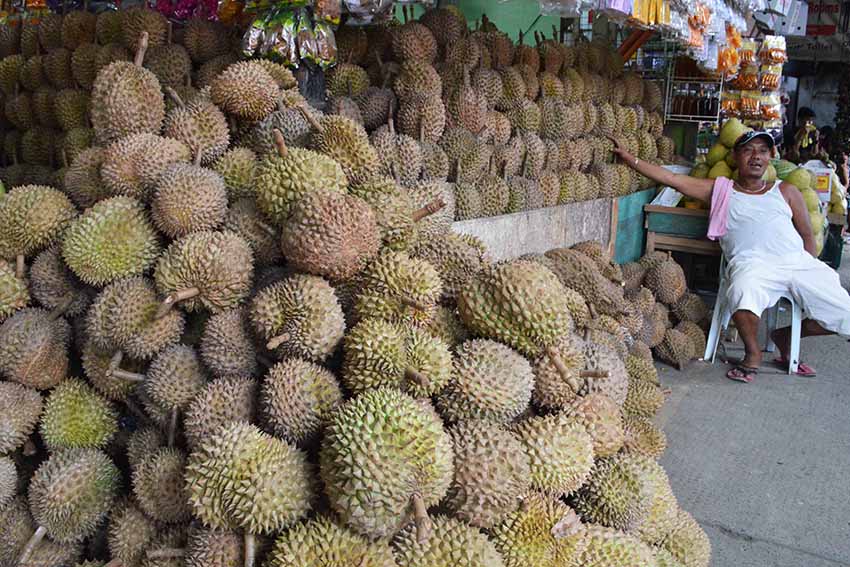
[657,257,850,567]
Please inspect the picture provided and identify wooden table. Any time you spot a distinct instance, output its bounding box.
[644,205,721,256]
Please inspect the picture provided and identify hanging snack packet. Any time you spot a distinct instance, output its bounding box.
[268,10,299,67]
[241,16,266,57]
[315,0,340,25]
[314,20,337,68]
[296,9,319,66]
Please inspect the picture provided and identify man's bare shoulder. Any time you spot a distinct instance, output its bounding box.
[777,181,802,199]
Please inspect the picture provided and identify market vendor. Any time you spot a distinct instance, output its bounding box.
[611,131,850,383]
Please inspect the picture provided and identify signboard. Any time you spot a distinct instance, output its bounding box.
[804,0,846,35]
[802,160,834,203]
[787,34,850,60]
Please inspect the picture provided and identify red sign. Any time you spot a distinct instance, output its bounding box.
[806,0,842,36]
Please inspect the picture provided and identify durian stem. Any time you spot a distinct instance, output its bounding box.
[243,533,256,567]
[404,368,430,390]
[297,105,324,133]
[551,509,582,538]
[266,333,291,351]
[587,303,598,319]
[579,370,610,379]
[147,548,186,560]
[194,148,203,167]
[412,197,446,222]
[109,368,146,383]
[272,129,288,158]
[545,347,575,385]
[167,409,178,447]
[165,86,185,108]
[419,121,425,143]
[166,21,173,45]
[17,525,47,566]
[108,350,124,372]
[399,297,429,311]
[386,99,395,134]
[48,295,73,320]
[104,559,124,567]
[156,288,200,318]
[15,254,24,279]
[410,493,431,544]
[134,31,149,67]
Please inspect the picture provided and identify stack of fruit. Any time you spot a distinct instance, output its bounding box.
[0,7,708,567]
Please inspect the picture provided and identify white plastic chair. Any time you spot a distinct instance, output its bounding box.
[702,256,802,374]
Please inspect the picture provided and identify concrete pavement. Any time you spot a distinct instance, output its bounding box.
[657,258,850,566]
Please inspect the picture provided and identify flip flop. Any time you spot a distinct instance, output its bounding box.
[774,357,817,377]
[726,365,758,383]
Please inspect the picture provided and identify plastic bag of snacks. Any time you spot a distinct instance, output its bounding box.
[734,63,759,89]
[739,39,757,65]
[740,90,760,119]
[759,35,787,64]
[296,10,319,66]
[725,22,741,48]
[718,45,739,76]
[242,16,267,57]
[760,64,782,91]
[314,0,340,25]
[344,0,394,24]
[314,21,337,68]
[760,92,782,126]
[257,10,299,66]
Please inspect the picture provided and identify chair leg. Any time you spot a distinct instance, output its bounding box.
[705,297,727,363]
[788,301,802,375]
[764,304,778,353]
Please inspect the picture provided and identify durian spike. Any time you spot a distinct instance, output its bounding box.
[147,549,187,560]
[297,105,324,133]
[244,533,256,567]
[17,525,47,566]
[412,197,446,222]
[551,509,582,538]
[266,333,291,351]
[410,493,431,544]
[156,287,201,318]
[15,254,24,279]
[404,368,430,390]
[134,31,150,67]
[165,86,185,108]
[167,408,178,447]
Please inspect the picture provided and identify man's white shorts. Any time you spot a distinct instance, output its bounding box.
[725,252,850,335]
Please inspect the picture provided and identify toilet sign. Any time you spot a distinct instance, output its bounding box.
[802,160,833,203]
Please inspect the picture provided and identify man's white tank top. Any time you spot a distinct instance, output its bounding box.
[719,181,805,262]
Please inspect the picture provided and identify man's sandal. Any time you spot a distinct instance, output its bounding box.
[774,357,816,377]
[726,365,758,383]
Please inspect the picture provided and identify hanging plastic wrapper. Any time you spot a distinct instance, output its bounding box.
[740,89,760,119]
[721,90,741,118]
[257,10,299,66]
[314,20,337,69]
[156,0,219,22]
[344,0,394,25]
[760,92,782,126]
[539,0,583,18]
[596,0,632,24]
[759,35,786,64]
[296,9,320,66]
[241,15,267,57]
[314,0,340,25]
[760,63,782,90]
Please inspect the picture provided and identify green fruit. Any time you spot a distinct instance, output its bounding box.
[689,164,709,179]
[801,188,820,212]
[773,159,796,180]
[213,147,257,201]
[514,413,594,496]
[718,117,749,148]
[133,448,192,523]
[320,388,453,540]
[567,393,625,458]
[62,196,160,286]
[28,448,120,543]
[437,339,533,424]
[622,415,667,458]
[0,259,29,321]
[660,509,711,567]
[0,381,42,454]
[0,308,69,390]
[785,167,812,190]
[40,378,118,450]
[209,61,278,121]
[706,161,731,180]
[269,518,396,567]
[186,421,312,534]
[107,500,159,567]
[0,185,76,261]
[572,454,655,531]
[144,344,207,413]
[393,516,504,566]
[578,524,657,567]
[183,376,257,450]
[762,163,777,183]
[200,308,258,379]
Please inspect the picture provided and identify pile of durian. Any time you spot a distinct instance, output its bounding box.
[0,6,708,567]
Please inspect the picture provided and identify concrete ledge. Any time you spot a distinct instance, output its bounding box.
[451,198,613,261]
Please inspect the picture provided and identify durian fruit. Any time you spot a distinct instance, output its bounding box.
[183,17,230,63]
[241,101,317,153]
[0,185,76,265]
[408,180,456,240]
[44,47,74,89]
[0,456,16,510]
[163,87,230,165]
[356,86,397,132]
[622,262,646,293]
[100,131,192,202]
[624,379,665,419]
[571,454,655,531]
[458,260,573,360]
[133,447,192,523]
[185,422,312,558]
[91,32,166,145]
[437,339,533,424]
[369,115,423,186]
[301,111,380,186]
[353,250,443,327]
[393,515,504,566]
[39,378,118,450]
[19,126,56,166]
[261,357,343,447]
[453,182,483,220]
[394,60,442,102]
[327,96,364,124]
[578,524,657,567]
[281,189,379,282]
[531,332,587,410]
[475,172,510,216]
[0,497,38,567]
[210,61,279,121]
[151,159,228,239]
[626,354,660,386]
[0,259,29,321]
[200,307,257,379]
[21,448,119,561]
[269,517,396,567]
[154,230,254,315]
[143,344,207,422]
[182,527,247,567]
[86,276,184,362]
[514,412,595,496]
[255,130,347,226]
[544,248,624,315]
[427,304,470,349]
[645,254,687,305]
[54,89,90,132]
[568,393,625,458]
[107,499,159,567]
[654,547,686,567]
[0,381,42,454]
[62,196,160,287]
[224,199,282,266]
[120,6,169,50]
[250,274,345,363]
[20,55,46,92]
[196,52,240,88]
[653,329,693,370]
[0,54,23,96]
[444,421,531,528]
[343,317,451,398]
[413,232,485,301]
[63,147,110,209]
[213,147,257,201]
[326,63,370,98]
[675,321,706,361]
[70,43,99,89]
[660,509,711,567]
[0,308,69,390]
[183,375,257,449]
[622,415,667,458]
[632,461,679,547]
[583,341,629,406]
[348,177,422,252]
[392,21,438,63]
[490,492,588,567]
[320,388,453,540]
[671,292,709,324]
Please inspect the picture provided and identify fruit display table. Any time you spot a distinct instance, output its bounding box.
[643,204,721,256]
